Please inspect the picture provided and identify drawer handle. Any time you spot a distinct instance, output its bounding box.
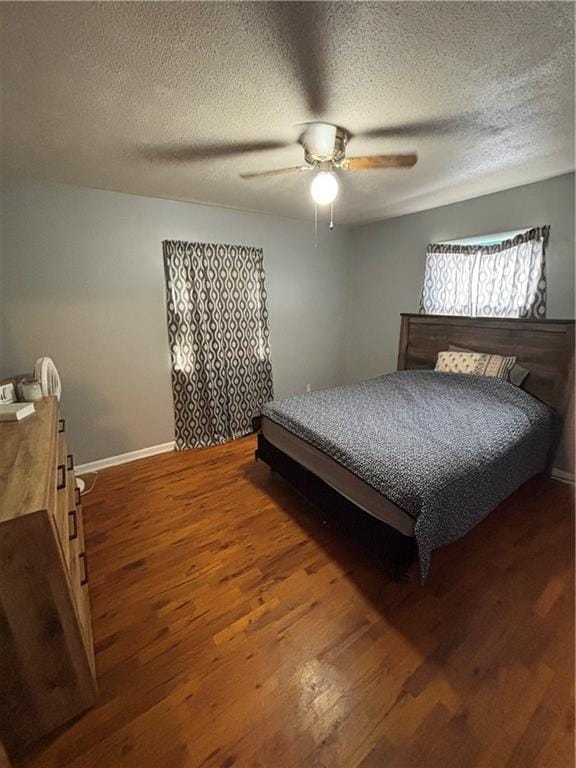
[75,487,81,506]
[67,453,74,471]
[79,552,89,586]
[57,463,67,491]
[68,509,78,540]
[58,418,65,434]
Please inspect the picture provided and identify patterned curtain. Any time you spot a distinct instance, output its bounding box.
[420,226,548,318]
[163,240,274,449]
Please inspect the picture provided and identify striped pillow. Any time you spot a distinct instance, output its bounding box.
[448,345,529,387]
[435,350,516,380]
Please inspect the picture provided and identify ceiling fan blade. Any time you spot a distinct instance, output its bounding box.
[345,154,418,171]
[270,2,327,115]
[141,140,291,163]
[356,116,472,140]
[240,166,312,180]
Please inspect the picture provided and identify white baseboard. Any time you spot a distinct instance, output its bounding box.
[551,467,575,485]
[76,441,175,475]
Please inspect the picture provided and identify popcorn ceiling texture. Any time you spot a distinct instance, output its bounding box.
[1,1,573,224]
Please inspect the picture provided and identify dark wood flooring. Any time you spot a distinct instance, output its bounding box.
[18,437,575,768]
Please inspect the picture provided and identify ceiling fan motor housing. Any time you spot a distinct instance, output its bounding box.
[239,122,416,179]
[300,123,349,166]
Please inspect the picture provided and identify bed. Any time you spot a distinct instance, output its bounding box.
[255,314,575,577]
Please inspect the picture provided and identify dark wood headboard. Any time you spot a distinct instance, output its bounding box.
[397,314,575,477]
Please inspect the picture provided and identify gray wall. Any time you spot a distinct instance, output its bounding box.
[0,179,351,463]
[347,173,575,381]
[1,173,573,465]
[0,185,3,369]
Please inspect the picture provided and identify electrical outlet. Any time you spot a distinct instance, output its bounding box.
[305,383,311,393]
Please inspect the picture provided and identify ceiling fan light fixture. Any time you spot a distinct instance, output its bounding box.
[310,171,339,205]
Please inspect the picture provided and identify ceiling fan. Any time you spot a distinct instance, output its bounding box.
[240,122,417,211]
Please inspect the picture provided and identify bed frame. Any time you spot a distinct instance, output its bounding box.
[255,314,575,570]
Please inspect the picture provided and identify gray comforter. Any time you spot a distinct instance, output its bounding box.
[262,370,559,578]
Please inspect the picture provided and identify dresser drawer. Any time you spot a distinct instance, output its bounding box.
[55,434,71,567]
[68,486,96,675]
[57,415,95,673]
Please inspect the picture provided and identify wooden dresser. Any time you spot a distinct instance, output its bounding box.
[0,397,97,758]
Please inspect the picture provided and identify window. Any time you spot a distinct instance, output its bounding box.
[420,226,548,319]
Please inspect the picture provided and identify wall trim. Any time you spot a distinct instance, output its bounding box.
[551,467,575,485]
[77,441,175,475]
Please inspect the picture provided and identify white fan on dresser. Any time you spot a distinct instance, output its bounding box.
[34,356,62,401]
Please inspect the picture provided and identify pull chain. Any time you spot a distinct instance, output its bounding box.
[314,201,318,248]
[329,202,334,230]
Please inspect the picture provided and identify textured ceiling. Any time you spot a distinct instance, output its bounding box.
[1,1,574,224]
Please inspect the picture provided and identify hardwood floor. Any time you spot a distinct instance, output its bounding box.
[17,437,574,768]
